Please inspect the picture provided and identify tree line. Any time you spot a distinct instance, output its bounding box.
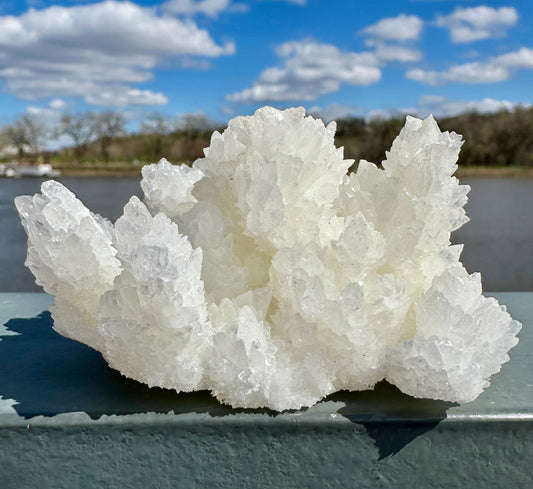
[2,106,533,168]
[336,106,533,171]
[0,111,218,164]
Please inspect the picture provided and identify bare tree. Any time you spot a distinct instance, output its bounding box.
[4,115,46,161]
[0,130,10,151]
[22,115,45,156]
[175,113,217,161]
[140,112,174,159]
[57,112,95,163]
[92,111,125,161]
[4,124,28,160]
[177,113,215,136]
[140,112,174,135]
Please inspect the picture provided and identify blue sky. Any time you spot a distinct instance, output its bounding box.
[0,0,532,142]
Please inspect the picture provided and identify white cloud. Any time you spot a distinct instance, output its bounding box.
[86,88,169,107]
[436,6,518,43]
[406,62,509,85]
[361,14,423,42]
[494,47,533,68]
[308,103,362,122]
[26,99,69,119]
[412,95,528,118]
[26,105,62,122]
[177,57,213,70]
[373,42,422,63]
[337,95,528,123]
[406,46,533,86]
[228,40,381,103]
[162,0,248,17]
[258,0,306,5]
[49,99,67,110]
[0,1,234,106]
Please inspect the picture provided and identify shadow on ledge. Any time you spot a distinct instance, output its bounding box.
[328,385,457,459]
[1,311,456,458]
[0,311,241,419]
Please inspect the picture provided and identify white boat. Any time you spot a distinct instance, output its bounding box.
[3,163,61,178]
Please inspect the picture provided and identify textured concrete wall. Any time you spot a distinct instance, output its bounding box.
[1,418,532,488]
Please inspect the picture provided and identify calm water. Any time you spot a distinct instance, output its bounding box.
[1,176,532,292]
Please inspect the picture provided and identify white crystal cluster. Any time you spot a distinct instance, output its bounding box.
[15,107,521,410]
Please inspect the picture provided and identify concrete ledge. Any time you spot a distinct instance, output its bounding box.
[1,293,532,488]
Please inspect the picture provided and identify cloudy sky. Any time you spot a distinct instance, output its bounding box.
[0,0,532,135]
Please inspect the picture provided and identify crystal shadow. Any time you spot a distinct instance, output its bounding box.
[1,311,455,458]
[0,311,237,419]
[329,384,457,459]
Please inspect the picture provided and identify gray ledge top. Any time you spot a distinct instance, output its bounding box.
[0,292,531,428]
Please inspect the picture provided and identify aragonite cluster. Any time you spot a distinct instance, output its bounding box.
[16,107,521,410]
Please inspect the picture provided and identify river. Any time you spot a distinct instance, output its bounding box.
[1,176,532,292]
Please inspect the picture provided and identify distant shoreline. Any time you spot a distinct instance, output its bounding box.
[7,163,533,179]
[455,166,533,178]
[58,168,141,177]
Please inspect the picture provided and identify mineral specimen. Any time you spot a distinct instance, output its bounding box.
[15,107,521,410]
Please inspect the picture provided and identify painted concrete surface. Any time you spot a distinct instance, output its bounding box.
[0,292,531,488]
